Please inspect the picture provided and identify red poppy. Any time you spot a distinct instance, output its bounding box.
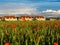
[9,23,17,30]
[54,22,58,28]
[54,25,58,28]
[45,21,50,25]
[20,23,25,28]
[53,42,58,45]
[33,28,37,31]
[35,36,40,41]
[4,42,10,45]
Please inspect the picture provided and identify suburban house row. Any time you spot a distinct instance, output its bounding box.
[0,16,58,21]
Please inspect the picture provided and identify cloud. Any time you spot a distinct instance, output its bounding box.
[0,3,38,15]
[42,9,56,13]
[42,9,60,14]
[0,2,60,17]
[40,9,60,17]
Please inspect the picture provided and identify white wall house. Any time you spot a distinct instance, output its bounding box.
[0,17,3,21]
[50,17,57,21]
[4,16,17,21]
[18,16,25,21]
[0,17,2,21]
[18,16,33,21]
[35,16,46,21]
[25,16,33,21]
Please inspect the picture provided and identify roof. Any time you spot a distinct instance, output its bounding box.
[25,16,32,18]
[35,16,45,18]
[0,17,2,19]
[18,16,32,19]
[4,16,16,19]
[50,17,57,19]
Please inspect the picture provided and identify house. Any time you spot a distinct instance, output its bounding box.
[18,16,33,21]
[0,17,2,21]
[4,16,17,21]
[35,16,46,21]
[50,17,57,21]
[25,16,33,21]
[18,16,25,21]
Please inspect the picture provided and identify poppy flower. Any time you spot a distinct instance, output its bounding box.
[21,24,25,28]
[33,28,38,31]
[54,24,58,28]
[45,21,50,25]
[35,36,40,41]
[53,22,59,28]
[9,23,17,30]
[4,42,10,45]
[53,42,58,45]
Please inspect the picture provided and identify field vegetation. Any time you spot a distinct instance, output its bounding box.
[0,20,60,45]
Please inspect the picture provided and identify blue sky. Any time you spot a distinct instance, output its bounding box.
[0,0,60,17]
[0,0,60,2]
[0,0,60,11]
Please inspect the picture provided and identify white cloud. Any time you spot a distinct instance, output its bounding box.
[40,9,60,17]
[0,7,37,15]
[0,3,38,15]
[0,3,60,18]
[42,9,60,14]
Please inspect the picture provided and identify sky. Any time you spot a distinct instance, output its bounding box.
[0,0,60,17]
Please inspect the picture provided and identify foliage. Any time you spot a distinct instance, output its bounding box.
[0,20,60,45]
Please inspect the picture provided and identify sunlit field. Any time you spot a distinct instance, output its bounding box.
[0,20,60,45]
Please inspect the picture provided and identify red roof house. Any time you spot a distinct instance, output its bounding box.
[35,16,46,21]
[4,16,17,21]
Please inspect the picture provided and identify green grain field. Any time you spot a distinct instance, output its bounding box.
[0,20,60,45]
